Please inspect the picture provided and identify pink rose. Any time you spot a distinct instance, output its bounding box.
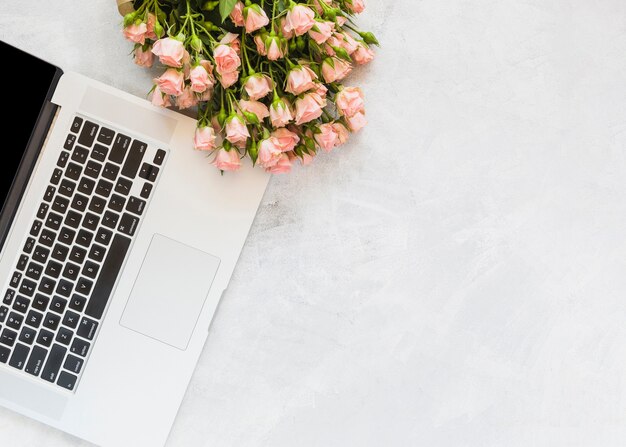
[266,36,285,60]
[280,17,294,39]
[308,21,334,44]
[244,74,273,100]
[213,149,241,171]
[312,0,331,14]
[321,57,352,83]
[239,100,270,121]
[335,86,364,117]
[285,66,318,95]
[189,65,213,93]
[332,123,350,145]
[154,68,184,96]
[220,33,241,53]
[336,16,347,27]
[134,46,154,67]
[214,44,241,74]
[230,1,245,26]
[265,153,292,174]
[352,42,375,65]
[258,137,283,168]
[152,37,185,67]
[315,83,328,99]
[219,70,239,88]
[315,123,339,152]
[270,99,293,128]
[295,93,326,125]
[284,5,316,36]
[123,23,147,44]
[337,32,359,54]
[225,115,250,146]
[254,34,267,55]
[271,128,300,152]
[244,5,270,33]
[146,13,158,39]
[346,111,367,132]
[176,87,198,110]
[150,86,171,108]
[346,0,365,14]
[300,152,315,166]
[193,126,217,151]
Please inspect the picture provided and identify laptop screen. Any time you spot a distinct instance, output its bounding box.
[0,41,59,213]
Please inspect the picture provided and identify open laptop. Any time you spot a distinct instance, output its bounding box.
[0,40,269,446]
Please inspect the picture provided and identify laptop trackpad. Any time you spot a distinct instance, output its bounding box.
[120,234,220,350]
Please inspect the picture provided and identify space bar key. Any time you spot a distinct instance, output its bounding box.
[85,234,131,320]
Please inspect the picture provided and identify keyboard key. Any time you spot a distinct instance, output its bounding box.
[85,160,102,179]
[25,309,43,328]
[101,210,119,229]
[77,120,98,147]
[3,289,15,305]
[58,226,76,245]
[0,306,7,323]
[50,168,63,185]
[92,143,109,162]
[41,344,66,382]
[25,345,47,376]
[77,177,95,195]
[37,202,49,220]
[76,277,94,296]
[18,326,36,345]
[81,262,99,280]
[52,196,70,214]
[56,279,73,298]
[56,327,73,346]
[30,220,43,237]
[62,311,80,329]
[95,179,113,197]
[32,294,50,312]
[65,162,82,181]
[77,317,98,340]
[121,140,147,179]
[108,194,125,212]
[88,195,107,214]
[6,312,23,330]
[12,296,30,313]
[38,277,56,295]
[51,243,69,262]
[139,182,152,199]
[70,193,89,212]
[63,354,83,374]
[1,328,17,346]
[70,117,83,133]
[50,296,68,314]
[64,133,76,151]
[87,244,106,263]
[154,149,166,165]
[43,186,56,203]
[71,146,89,164]
[97,127,115,145]
[57,371,77,390]
[0,346,9,363]
[70,337,90,357]
[38,228,55,247]
[57,151,69,168]
[118,213,139,237]
[9,343,30,370]
[45,212,63,231]
[110,134,131,163]
[43,313,61,331]
[44,261,62,279]
[102,162,120,181]
[10,272,21,288]
[138,163,159,182]
[85,234,131,319]
[95,227,112,246]
[62,262,81,281]
[16,254,29,271]
[25,262,43,280]
[36,329,54,347]
[58,179,76,197]
[126,196,146,216]
[69,246,87,264]
[32,245,50,264]
[65,210,82,229]
[23,237,36,254]
[69,294,86,313]
[19,278,37,297]
[115,177,132,196]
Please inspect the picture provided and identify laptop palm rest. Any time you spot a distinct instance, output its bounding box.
[120,234,220,350]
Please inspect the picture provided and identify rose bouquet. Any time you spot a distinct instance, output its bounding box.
[121,0,377,173]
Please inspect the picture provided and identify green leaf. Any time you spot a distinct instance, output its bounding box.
[219,0,238,22]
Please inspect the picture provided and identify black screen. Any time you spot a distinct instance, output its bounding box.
[0,41,59,213]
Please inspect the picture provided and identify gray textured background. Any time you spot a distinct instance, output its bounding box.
[3,0,626,445]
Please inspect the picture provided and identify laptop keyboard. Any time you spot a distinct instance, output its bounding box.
[0,116,166,391]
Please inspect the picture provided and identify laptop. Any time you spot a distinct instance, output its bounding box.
[0,40,269,446]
